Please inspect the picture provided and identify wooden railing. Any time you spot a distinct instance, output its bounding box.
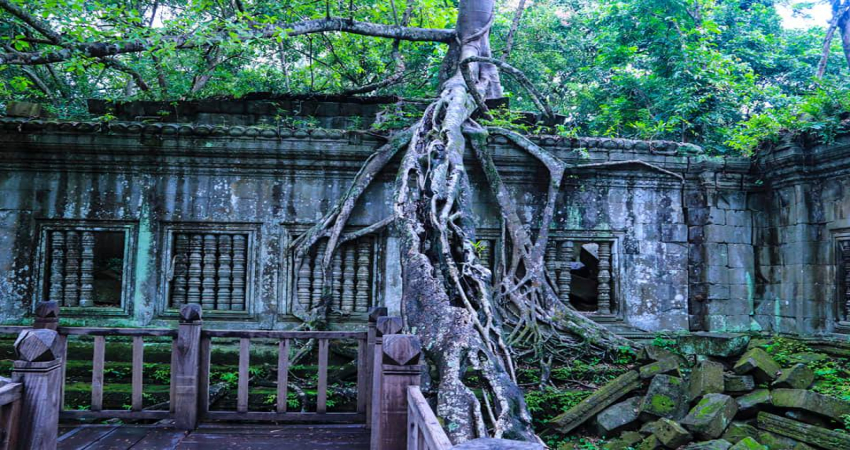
[2,301,542,450]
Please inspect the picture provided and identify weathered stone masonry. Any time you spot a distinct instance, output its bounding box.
[0,97,847,337]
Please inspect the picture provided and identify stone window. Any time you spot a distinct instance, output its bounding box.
[162,223,257,314]
[292,235,376,314]
[476,234,617,315]
[38,222,135,312]
[167,232,249,311]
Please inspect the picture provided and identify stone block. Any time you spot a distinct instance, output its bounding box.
[722,422,760,444]
[756,412,850,449]
[727,244,754,268]
[679,333,750,357]
[639,357,681,379]
[736,389,771,413]
[603,431,644,450]
[681,394,739,439]
[756,431,801,450]
[724,374,755,393]
[638,345,685,364]
[771,364,813,390]
[726,211,752,227]
[661,224,688,243]
[637,435,662,450]
[653,417,693,448]
[552,370,642,434]
[689,360,725,401]
[683,440,732,450]
[639,375,689,420]
[733,349,781,382]
[729,437,766,450]
[597,397,642,435]
[770,389,850,421]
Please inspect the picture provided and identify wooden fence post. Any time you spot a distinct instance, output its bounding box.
[32,301,66,409]
[370,316,403,450]
[366,306,387,428]
[174,304,203,431]
[12,328,63,449]
[376,334,422,450]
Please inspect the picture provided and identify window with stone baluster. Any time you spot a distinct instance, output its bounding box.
[839,239,850,327]
[36,222,136,314]
[290,233,379,316]
[163,224,257,314]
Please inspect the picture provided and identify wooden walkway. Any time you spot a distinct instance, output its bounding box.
[58,424,370,450]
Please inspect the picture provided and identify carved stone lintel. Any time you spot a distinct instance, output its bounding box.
[376,316,403,337]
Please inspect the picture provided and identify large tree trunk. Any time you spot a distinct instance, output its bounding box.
[291,0,632,443]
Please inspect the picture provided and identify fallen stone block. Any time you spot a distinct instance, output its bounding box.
[736,389,770,413]
[784,410,828,428]
[770,388,850,421]
[733,349,781,382]
[683,440,733,450]
[729,437,765,450]
[639,421,659,435]
[638,345,685,364]
[640,374,689,420]
[680,333,750,357]
[757,430,802,450]
[552,370,641,434]
[724,374,755,393]
[756,412,850,449]
[689,360,725,400]
[597,397,642,435]
[722,422,760,444]
[788,352,828,365]
[639,357,680,379]
[603,431,644,450]
[771,364,813,390]
[653,417,692,448]
[637,435,662,450]
[681,393,738,439]
[6,101,46,118]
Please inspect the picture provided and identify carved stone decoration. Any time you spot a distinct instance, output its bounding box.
[342,244,355,312]
[355,239,371,312]
[172,234,189,307]
[14,329,61,362]
[79,231,95,307]
[187,235,203,305]
[231,234,246,311]
[557,240,573,304]
[63,231,80,307]
[48,231,65,303]
[201,234,217,310]
[312,241,326,307]
[179,303,203,323]
[597,241,612,314]
[842,241,850,322]
[332,249,342,311]
[545,242,558,294]
[216,235,233,311]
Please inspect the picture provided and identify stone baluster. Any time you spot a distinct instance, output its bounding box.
[843,241,850,321]
[312,241,326,307]
[597,241,612,314]
[216,235,232,311]
[48,231,65,303]
[342,245,355,313]
[546,241,558,294]
[479,239,491,269]
[187,235,203,305]
[369,316,403,450]
[12,328,63,449]
[355,239,371,312]
[332,250,342,311]
[78,232,95,307]
[201,234,217,310]
[375,334,423,450]
[172,234,189,308]
[63,231,80,307]
[231,235,246,311]
[557,240,573,304]
[297,258,312,310]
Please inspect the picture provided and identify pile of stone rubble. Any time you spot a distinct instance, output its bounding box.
[551,334,850,450]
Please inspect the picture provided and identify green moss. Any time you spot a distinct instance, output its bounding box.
[650,394,675,413]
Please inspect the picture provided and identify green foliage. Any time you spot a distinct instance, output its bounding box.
[524,387,591,426]
[757,337,850,402]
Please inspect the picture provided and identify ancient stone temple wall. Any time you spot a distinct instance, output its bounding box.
[0,97,847,337]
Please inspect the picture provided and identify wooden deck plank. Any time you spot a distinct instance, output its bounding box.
[128,429,188,449]
[82,426,150,450]
[58,426,119,450]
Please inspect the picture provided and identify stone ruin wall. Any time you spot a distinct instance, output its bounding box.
[0,97,846,338]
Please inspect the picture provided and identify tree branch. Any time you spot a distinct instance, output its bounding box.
[817,2,850,78]
[460,56,556,125]
[501,0,526,62]
[0,0,62,44]
[0,16,455,65]
[101,58,151,92]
